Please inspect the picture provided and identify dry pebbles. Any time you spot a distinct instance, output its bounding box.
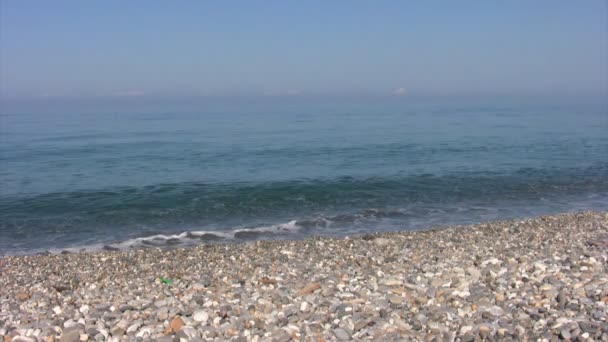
[1,211,607,341]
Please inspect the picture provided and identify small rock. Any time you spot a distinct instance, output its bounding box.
[460,326,473,335]
[79,305,90,315]
[374,238,391,246]
[60,328,82,342]
[157,307,169,321]
[192,310,209,323]
[389,295,404,304]
[190,282,208,291]
[177,326,199,339]
[557,290,567,308]
[118,305,135,312]
[12,337,36,342]
[271,329,291,342]
[466,267,481,281]
[353,320,368,332]
[578,321,600,334]
[170,316,184,333]
[15,291,30,301]
[479,325,490,338]
[333,328,351,341]
[297,283,321,296]
[155,337,175,342]
[380,277,402,286]
[125,323,140,334]
[109,326,124,337]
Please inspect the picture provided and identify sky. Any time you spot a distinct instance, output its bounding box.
[1,1,607,101]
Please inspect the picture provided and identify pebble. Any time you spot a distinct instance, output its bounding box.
[59,328,81,342]
[192,310,209,323]
[12,337,36,342]
[270,329,291,342]
[0,211,606,341]
[126,322,140,334]
[388,295,404,304]
[374,238,390,246]
[380,277,402,286]
[170,316,184,333]
[333,328,351,341]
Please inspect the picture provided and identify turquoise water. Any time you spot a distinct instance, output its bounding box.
[1,97,607,254]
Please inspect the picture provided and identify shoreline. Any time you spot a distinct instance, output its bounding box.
[1,210,607,341]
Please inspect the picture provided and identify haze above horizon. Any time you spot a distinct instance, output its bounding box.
[1,1,607,101]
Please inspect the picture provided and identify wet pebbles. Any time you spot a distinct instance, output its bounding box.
[1,211,607,341]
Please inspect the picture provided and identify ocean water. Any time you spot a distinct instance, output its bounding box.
[1,97,607,255]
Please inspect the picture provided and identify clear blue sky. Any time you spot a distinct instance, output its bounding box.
[1,1,606,100]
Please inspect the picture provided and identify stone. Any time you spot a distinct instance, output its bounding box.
[109,326,124,337]
[15,291,30,301]
[374,238,391,246]
[353,320,368,332]
[579,322,600,334]
[154,300,167,308]
[60,328,82,342]
[270,329,291,342]
[533,262,547,272]
[170,316,184,333]
[481,258,501,266]
[380,277,402,286]
[192,310,209,323]
[0,211,607,342]
[389,295,404,304]
[125,323,140,334]
[118,305,135,312]
[479,325,490,337]
[466,267,481,282]
[190,282,208,291]
[460,326,473,335]
[157,307,169,321]
[297,283,321,296]
[333,328,351,341]
[79,305,90,315]
[393,317,411,331]
[177,327,199,339]
[12,337,36,342]
[155,337,175,342]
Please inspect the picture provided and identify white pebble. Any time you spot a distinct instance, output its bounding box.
[79,304,90,314]
[193,310,209,323]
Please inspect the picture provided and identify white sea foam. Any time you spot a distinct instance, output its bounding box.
[8,193,608,257]
[34,220,303,255]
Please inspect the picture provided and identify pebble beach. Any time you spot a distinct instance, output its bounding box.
[1,211,607,342]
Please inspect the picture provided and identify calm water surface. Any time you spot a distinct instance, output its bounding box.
[1,97,607,254]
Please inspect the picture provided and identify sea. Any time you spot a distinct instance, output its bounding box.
[1,96,607,255]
